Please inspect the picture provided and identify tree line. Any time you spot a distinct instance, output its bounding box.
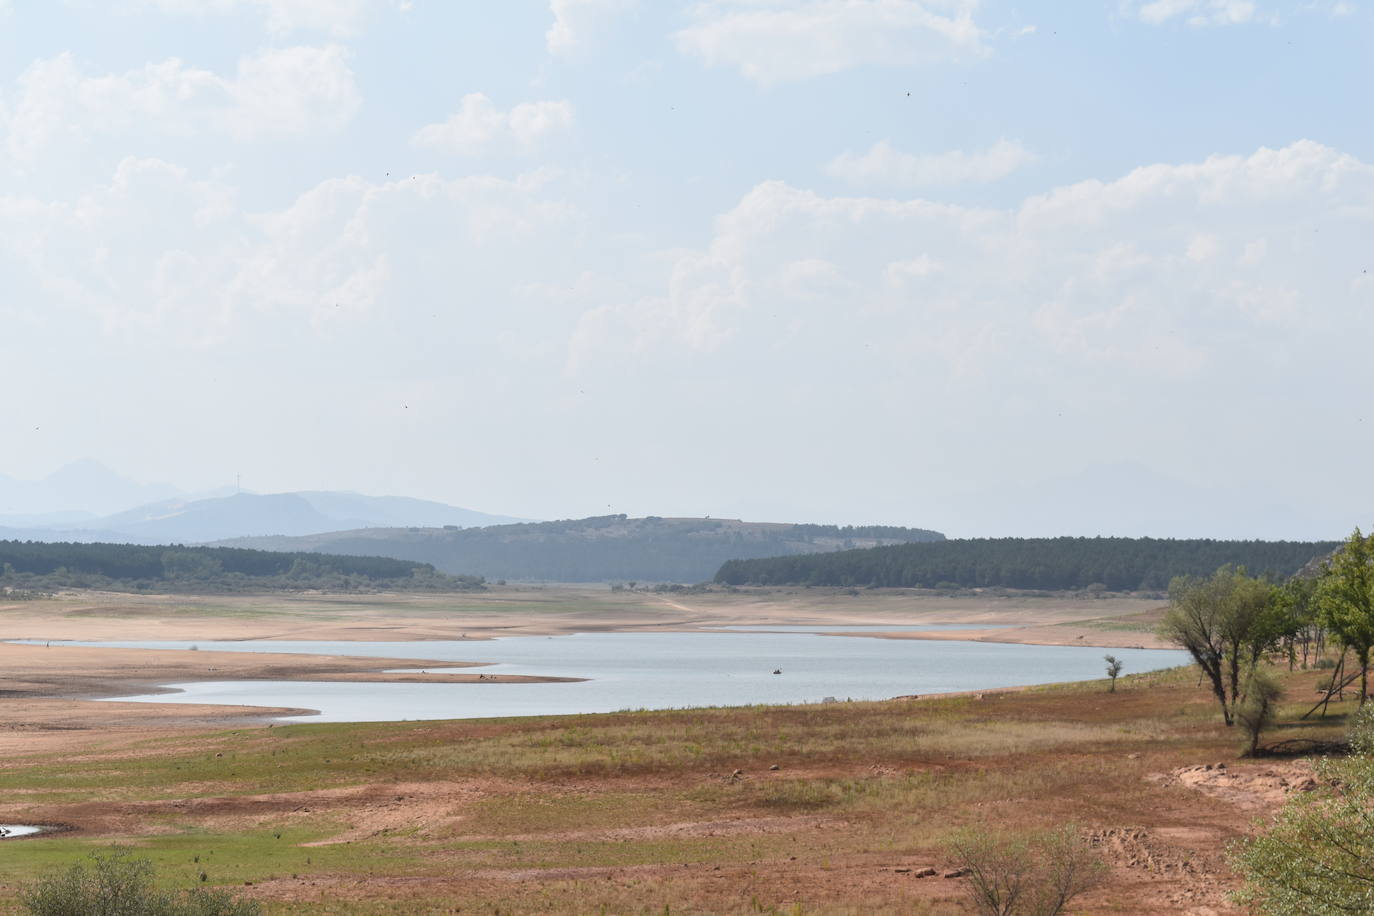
[0,540,484,593]
[237,515,946,584]
[714,536,1338,592]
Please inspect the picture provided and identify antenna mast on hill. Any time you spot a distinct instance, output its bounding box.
[236,472,241,494]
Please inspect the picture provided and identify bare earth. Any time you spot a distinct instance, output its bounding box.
[7,585,1301,915]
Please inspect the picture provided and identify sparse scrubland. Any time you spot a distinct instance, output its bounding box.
[0,662,1358,914]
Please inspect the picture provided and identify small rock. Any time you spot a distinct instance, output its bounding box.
[769,764,780,771]
[894,867,911,873]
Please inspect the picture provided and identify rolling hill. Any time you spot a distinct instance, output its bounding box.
[217,515,946,583]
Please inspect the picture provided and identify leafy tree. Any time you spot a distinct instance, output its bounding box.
[1103,655,1123,692]
[1159,566,1278,726]
[1316,528,1374,704]
[1273,576,1323,668]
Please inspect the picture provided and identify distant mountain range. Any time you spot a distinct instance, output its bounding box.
[0,460,182,519]
[0,464,527,544]
[0,462,947,583]
[67,491,527,544]
[216,515,947,583]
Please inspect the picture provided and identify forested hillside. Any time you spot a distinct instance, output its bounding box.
[714,537,1339,592]
[0,540,481,593]
[219,515,946,583]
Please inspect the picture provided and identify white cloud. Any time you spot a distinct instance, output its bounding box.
[827,139,1033,189]
[675,0,987,86]
[128,0,405,36]
[0,47,359,161]
[0,160,578,343]
[547,0,638,56]
[1131,0,1275,26]
[412,94,575,156]
[571,141,1374,388]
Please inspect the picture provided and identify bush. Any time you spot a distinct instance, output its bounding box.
[1237,668,1284,757]
[948,825,1106,915]
[20,849,260,916]
[1347,701,1374,754]
[1232,755,1374,912]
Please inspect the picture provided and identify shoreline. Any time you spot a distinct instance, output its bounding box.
[0,587,1168,752]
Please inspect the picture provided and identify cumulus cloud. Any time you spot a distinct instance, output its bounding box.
[412,94,575,156]
[0,47,359,160]
[827,139,1033,189]
[128,0,407,35]
[571,141,1374,386]
[547,0,638,55]
[675,0,987,86]
[1130,0,1275,26]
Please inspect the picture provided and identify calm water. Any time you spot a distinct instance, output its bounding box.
[0,826,45,839]
[39,630,1190,723]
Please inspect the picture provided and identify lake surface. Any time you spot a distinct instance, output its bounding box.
[44,629,1190,723]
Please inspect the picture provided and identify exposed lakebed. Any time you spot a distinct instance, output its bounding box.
[32,627,1190,723]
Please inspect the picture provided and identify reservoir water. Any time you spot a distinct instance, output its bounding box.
[42,629,1190,723]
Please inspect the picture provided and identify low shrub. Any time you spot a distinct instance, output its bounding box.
[947,825,1105,915]
[20,848,260,916]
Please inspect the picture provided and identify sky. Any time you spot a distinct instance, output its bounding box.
[0,0,1371,539]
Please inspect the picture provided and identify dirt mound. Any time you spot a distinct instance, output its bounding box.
[1149,761,1319,811]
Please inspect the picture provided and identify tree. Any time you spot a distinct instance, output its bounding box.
[1103,655,1123,692]
[1316,528,1374,704]
[1274,576,1322,669]
[1159,566,1279,726]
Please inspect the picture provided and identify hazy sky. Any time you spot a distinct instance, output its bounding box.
[1,1,1371,538]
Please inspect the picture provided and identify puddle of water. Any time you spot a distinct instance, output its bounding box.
[0,825,47,838]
